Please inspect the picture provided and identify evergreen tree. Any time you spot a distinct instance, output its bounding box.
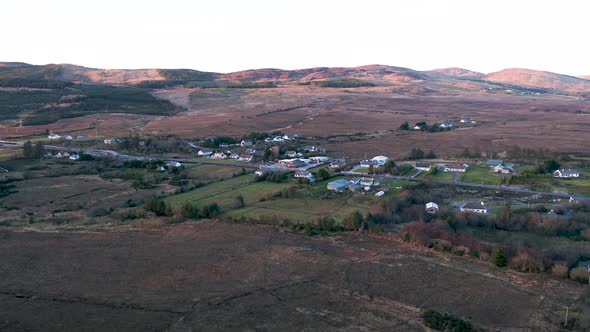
[34,142,45,159]
[22,140,33,159]
[492,248,507,267]
[317,168,330,181]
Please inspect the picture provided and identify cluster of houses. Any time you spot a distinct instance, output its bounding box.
[48,132,85,141]
[198,148,254,162]
[44,151,80,160]
[263,135,296,144]
[411,118,476,131]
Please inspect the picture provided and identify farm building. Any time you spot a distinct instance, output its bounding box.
[425,202,439,214]
[553,169,580,178]
[460,201,487,214]
[327,179,351,192]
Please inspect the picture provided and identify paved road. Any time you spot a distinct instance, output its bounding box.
[341,171,590,201]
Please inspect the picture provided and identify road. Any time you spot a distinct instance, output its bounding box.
[341,171,590,201]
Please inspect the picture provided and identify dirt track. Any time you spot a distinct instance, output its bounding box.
[0,222,584,331]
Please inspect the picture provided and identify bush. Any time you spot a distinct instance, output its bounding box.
[551,264,568,278]
[422,309,474,332]
[144,196,172,216]
[509,253,545,273]
[179,202,200,220]
[570,267,589,284]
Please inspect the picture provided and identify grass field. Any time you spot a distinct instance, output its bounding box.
[418,170,454,181]
[166,175,294,210]
[459,166,503,185]
[185,164,247,182]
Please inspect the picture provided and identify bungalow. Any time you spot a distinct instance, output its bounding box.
[285,150,297,158]
[294,170,316,182]
[62,152,70,158]
[493,164,515,174]
[413,125,422,130]
[439,122,453,129]
[375,191,385,197]
[444,164,467,173]
[240,139,253,147]
[103,138,113,145]
[330,159,346,169]
[415,162,432,172]
[55,152,63,158]
[459,117,471,123]
[460,201,488,214]
[553,169,580,178]
[371,155,389,166]
[425,202,439,214]
[64,135,73,140]
[211,152,227,160]
[239,155,253,162]
[327,179,351,192]
[48,133,61,139]
[309,156,329,164]
[198,148,214,157]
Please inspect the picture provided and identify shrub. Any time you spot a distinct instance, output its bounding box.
[422,309,474,332]
[509,253,545,273]
[144,196,172,216]
[179,202,200,220]
[570,267,590,284]
[551,264,568,278]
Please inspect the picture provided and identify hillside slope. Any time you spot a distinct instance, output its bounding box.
[484,68,590,92]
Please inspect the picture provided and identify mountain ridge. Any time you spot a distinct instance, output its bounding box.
[1,62,589,94]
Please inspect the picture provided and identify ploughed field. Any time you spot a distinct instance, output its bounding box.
[0,222,585,331]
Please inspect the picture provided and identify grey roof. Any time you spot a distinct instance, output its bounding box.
[415,162,431,168]
[327,179,351,190]
[462,201,486,210]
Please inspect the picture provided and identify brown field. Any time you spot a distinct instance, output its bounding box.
[0,221,586,331]
[144,87,590,158]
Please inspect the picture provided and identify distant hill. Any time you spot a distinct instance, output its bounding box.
[0,63,217,85]
[483,68,590,92]
[1,61,589,95]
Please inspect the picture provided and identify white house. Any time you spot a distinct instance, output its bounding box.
[211,152,227,160]
[64,135,73,140]
[103,139,113,145]
[285,151,297,158]
[444,164,467,173]
[375,191,385,197]
[240,139,253,147]
[415,162,432,172]
[239,155,253,162]
[371,155,389,167]
[553,169,580,178]
[198,148,214,157]
[460,118,471,123]
[48,133,61,139]
[425,202,439,214]
[439,122,453,129]
[167,161,182,168]
[69,154,80,161]
[294,170,316,182]
[460,201,487,214]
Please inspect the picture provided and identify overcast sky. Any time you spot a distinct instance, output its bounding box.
[2,0,589,75]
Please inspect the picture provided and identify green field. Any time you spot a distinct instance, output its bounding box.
[185,164,247,182]
[459,166,503,185]
[165,175,294,209]
[417,170,454,181]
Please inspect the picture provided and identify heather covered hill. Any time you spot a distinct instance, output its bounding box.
[484,68,590,92]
